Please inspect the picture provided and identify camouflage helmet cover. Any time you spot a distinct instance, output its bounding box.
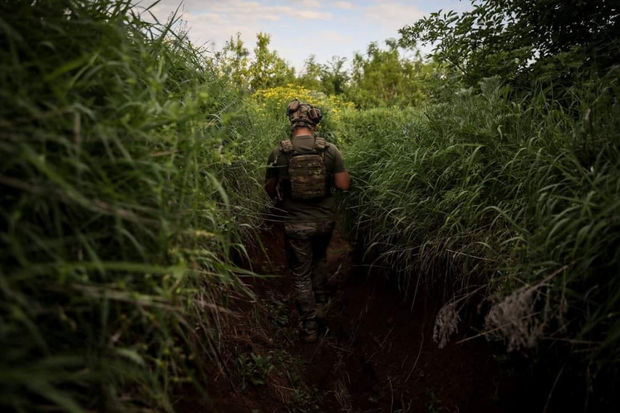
[287,99,322,127]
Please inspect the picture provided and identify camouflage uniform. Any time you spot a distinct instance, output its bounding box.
[266,115,346,338]
[284,221,334,332]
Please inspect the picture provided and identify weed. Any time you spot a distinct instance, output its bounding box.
[425,388,444,413]
[288,386,323,413]
[237,352,275,390]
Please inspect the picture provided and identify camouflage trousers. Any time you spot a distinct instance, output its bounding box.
[284,221,334,327]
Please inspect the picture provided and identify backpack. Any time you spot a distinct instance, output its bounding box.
[280,137,328,200]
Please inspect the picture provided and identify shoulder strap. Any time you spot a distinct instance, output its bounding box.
[314,137,327,151]
[281,139,293,153]
[282,137,326,154]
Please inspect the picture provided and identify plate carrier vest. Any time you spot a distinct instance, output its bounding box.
[280,137,328,200]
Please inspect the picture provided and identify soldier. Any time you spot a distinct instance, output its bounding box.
[265,99,351,343]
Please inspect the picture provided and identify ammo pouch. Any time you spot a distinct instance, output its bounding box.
[281,137,328,200]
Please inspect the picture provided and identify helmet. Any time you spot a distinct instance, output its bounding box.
[286,99,322,127]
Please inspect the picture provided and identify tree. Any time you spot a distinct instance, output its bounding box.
[399,0,620,88]
[216,33,250,88]
[298,54,322,91]
[320,56,348,96]
[347,40,436,108]
[248,33,295,90]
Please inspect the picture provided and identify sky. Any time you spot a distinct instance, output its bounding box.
[143,0,472,71]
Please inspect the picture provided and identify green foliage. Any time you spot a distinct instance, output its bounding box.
[284,54,351,98]
[347,40,438,108]
[319,56,349,96]
[216,36,441,110]
[217,33,251,89]
[252,83,354,147]
[237,352,274,389]
[297,55,323,91]
[399,0,620,88]
[425,388,444,413]
[217,32,296,91]
[0,1,272,411]
[249,33,296,90]
[341,74,620,403]
[2,0,619,410]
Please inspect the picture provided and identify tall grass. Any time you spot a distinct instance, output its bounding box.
[341,75,620,401]
[0,1,274,411]
[2,0,617,409]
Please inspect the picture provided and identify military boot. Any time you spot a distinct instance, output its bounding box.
[300,319,319,343]
[315,294,331,320]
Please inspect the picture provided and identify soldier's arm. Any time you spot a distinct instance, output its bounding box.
[265,149,279,199]
[330,145,350,191]
[334,171,350,191]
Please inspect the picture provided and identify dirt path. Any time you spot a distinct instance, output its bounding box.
[178,223,539,412]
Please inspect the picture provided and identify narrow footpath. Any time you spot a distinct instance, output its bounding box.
[180,222,549,412]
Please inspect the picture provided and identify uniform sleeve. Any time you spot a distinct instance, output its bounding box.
[265,148,279,181]
[329,145,346,173]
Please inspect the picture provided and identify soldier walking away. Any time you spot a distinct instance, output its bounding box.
[265,99,351,343]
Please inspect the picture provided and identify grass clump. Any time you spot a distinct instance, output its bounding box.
[341,75,620,403]
[0,1,272,411]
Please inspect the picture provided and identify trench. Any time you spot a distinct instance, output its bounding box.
[176,221,572,413]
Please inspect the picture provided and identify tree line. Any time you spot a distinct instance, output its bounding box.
[215,0,618,109]
[214,32,441,109]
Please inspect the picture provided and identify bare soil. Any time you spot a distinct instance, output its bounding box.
[175,222,562,412]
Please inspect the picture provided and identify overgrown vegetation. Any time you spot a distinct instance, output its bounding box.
[217,31,441,108]
[342,75,619,403]
[399,0,620,89]
[0,1,275,410]
[1,0,618,411]
[342,0,620,407]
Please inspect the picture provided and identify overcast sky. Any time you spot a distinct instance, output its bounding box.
[143,0,471,70]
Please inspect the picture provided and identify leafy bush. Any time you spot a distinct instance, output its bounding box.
[400,0,620,88]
